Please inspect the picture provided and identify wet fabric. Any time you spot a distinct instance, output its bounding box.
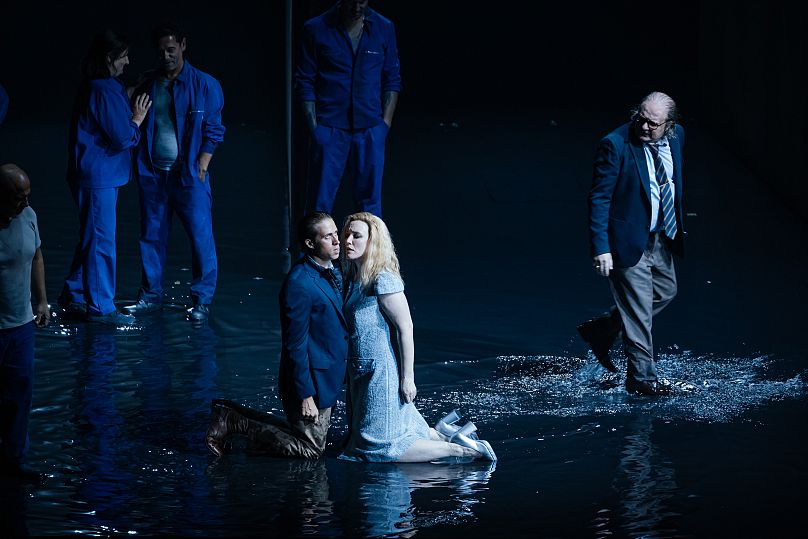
[151,78,179,171]
[249,407,331,459]
[340,271,430,462]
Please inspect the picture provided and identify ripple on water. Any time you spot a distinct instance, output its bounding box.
[417,351,805,424]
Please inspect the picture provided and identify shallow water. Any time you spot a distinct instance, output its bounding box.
[1,113,807,537]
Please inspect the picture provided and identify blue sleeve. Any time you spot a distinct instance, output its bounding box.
[376,271,404,295]
[381,22,401,94]
[589,136,620,257]
[295,23,318,103]
[90,82,140,152]
[281,276,316,400]
[200,76,225,154]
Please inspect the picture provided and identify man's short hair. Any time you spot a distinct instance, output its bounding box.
[151,22,187,47]
[297,212,333,252]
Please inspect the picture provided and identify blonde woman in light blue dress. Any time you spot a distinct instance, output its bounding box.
[338,212,496,463]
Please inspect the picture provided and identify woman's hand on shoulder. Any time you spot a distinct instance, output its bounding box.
[400,377,417,403]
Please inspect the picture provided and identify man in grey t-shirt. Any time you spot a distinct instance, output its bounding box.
[0,163,50,483]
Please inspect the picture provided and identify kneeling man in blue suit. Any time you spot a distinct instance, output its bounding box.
[206,212,348,458]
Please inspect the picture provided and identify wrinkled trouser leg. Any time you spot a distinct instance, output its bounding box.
[249,407,331,459]
[609,233,677,383]
[306,125,350,215]
[347,123,387,217]
[137,172,172,304]
[169,178,217,306]
[64,186,120,315]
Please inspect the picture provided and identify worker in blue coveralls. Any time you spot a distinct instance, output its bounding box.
[58,30,152,326]
[123,22,225,322]
[295,0,401,218]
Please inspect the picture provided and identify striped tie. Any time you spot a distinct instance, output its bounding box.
[649,143,677,240]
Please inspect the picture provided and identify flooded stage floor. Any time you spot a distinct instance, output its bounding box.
[1,111,806,537]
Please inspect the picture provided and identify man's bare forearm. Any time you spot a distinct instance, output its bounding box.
[302,101,317,132]
[382,91,398,126]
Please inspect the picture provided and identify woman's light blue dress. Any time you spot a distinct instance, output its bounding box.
[339,271,431,462]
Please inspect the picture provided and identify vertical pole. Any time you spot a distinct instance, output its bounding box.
[282,0,293,273]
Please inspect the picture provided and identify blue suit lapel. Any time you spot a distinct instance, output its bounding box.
[630,140,652,203]
[669,131,684,216]
[305,264,347,328]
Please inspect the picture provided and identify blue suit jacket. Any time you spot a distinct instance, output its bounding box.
[589,122,686,268]
[278,258,348,411]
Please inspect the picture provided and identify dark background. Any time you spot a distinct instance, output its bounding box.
[1,3,807,536]
[2,1,804,225]
[2,1,702,122]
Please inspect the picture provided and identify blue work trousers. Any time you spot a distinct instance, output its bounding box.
[137,169,217,306]
[0,321,34,465]
[306,122,388,217]
[61,185,120,316]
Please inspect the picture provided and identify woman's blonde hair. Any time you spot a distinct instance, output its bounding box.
[341,212,401,289]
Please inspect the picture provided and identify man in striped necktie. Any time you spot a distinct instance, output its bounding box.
[578,92,687,396]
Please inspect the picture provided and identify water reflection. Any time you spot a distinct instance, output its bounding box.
[66,324,133,532]
[617,415,680,537]
[203,456,496,536]
[593,414,681,539]
[330,460,497,537]
[128,316,222,535]
[58,318,223,534]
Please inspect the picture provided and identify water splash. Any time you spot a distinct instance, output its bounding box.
[420,351,805,424]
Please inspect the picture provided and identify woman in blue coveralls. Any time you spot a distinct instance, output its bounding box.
[58,30,152,325]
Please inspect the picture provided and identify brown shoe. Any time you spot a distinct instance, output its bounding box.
[205,400,251,457]
[625,379,672,396]
[205,404,229,457]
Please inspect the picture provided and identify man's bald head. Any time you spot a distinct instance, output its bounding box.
[0,163,30,190]
[0,163,32,227]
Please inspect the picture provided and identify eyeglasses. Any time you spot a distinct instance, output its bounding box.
[635,114,669,130]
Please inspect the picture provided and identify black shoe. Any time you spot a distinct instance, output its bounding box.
[87,311,135,326]
[626,378,672,396]
[187,304,210,321]
[0,462,46,484]
[577,315,620,373]
[122,299,162,315]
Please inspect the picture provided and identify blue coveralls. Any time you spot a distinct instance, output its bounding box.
[295,4,401,217]
[61,78,141,316]
[133,62,225,307]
